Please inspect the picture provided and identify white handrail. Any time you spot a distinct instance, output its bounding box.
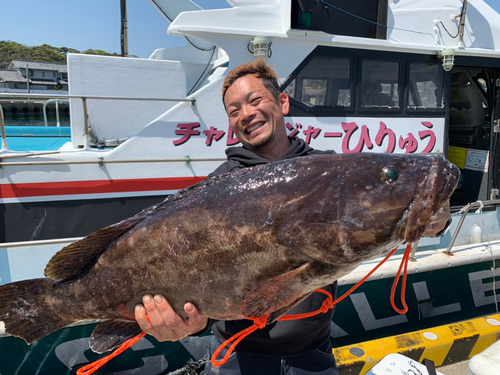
[0,92,196,152]
[0,92,196,103]
[43,98,69,127]
[445,199,500,254]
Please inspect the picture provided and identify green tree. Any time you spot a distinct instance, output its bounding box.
[0,40,118,66]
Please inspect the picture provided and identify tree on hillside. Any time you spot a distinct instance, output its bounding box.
[0,40,119,67]
[82,49,119,56]
[0,41,33,64]
[31,44,67,63]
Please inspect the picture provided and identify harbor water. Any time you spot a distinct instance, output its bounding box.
[3,113,70,127]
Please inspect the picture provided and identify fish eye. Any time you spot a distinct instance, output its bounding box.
[381,165,398,182]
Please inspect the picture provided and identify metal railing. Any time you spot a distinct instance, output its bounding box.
[0,92,196,151]
[0,105,7,151]
[445,199,500,254]
[406,199,500,261]
[43,98,69,127]
[0,237,84,249]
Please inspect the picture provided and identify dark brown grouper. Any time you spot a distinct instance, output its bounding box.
[0,153,459,354]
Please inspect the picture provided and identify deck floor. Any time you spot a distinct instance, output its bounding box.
[439,360,469,375]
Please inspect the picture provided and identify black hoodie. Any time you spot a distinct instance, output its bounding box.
[209,137,338,357]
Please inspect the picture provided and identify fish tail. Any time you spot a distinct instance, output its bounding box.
[0,278,72,344]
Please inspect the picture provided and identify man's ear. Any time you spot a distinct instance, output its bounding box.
[279,93,290,115]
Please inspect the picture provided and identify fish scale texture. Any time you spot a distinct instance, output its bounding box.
[0,153,459,354]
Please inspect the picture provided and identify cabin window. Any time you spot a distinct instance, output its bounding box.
[284,46,447,117]
[291,0,389,40]
[407,62,444,110]
[282,56,351,109]
[301,78,327,106]
[360,60,399,109]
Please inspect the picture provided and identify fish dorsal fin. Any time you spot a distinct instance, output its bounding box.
[44,179,212,282]
[44,212,150,282]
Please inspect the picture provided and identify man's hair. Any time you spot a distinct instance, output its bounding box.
[222,59,281,104]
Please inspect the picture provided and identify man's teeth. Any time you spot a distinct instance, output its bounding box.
[247,123,264,134]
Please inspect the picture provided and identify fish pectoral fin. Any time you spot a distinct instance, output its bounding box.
[266,292,314,324]
[90,319,143,354]
[241,263,311,319]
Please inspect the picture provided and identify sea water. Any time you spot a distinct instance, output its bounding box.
[3,113,70,127]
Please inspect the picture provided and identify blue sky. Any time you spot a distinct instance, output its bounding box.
[1,0,230,58]
[1,0,499,59]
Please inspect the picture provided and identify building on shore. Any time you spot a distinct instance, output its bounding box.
[0,60,69,116]
[4,60,68,91]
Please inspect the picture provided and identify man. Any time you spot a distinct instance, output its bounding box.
[135,59,451,374]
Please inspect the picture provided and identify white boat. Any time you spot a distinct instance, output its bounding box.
[1,0,500,374]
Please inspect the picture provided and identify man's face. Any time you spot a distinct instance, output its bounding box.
[224,74,289,153]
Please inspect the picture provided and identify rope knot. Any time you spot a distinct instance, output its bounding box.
[321,299,334,312]
[253,316,268,329]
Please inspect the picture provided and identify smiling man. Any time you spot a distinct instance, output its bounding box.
[135,59,450,375]
[223,69,291,160]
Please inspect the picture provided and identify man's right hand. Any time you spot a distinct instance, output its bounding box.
[135,294,208,342]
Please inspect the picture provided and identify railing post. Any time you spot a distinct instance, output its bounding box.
[43,100,49,127]
[0,104,9,151]
[82,97,90,149]
[56,100,60,127]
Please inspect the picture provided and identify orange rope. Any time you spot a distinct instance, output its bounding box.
[211,243,413,366]
[211,316,269,366]
[390,243,412,313]
[76,331,146,375]
[78,243,414,372]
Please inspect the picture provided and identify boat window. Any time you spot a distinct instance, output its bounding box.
[301,78,327,106]
[284,45,448,117]
[407,63,444,110]
[282,56,351,109]
[360,60,399,109]
[291,0,389,40]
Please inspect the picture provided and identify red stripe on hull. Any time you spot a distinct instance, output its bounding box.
[0,177,206,199]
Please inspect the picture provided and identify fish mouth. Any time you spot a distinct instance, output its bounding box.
[399,157,460,243]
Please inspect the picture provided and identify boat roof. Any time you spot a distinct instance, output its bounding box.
[166,0,500,58]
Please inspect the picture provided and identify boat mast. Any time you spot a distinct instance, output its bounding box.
[120,0,129,57]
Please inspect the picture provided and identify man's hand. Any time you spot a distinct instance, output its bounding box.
[135,294,208,342]
[423,201,451,237]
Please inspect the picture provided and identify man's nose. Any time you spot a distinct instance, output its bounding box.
[240,103,256,121]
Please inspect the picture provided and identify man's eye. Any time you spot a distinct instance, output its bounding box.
[228,109,239,117]
[251,97,262,104]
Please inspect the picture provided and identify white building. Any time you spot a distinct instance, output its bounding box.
[6,60,68,91]
[0,69,28,90]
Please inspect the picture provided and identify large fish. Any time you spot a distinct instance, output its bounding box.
[0,153,459,354]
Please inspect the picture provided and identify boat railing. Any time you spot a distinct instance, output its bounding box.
[0,237,84,250]
[445,199,500,255]
[42,98,69,127]
[0,92,196,151]
[0,104,7,151]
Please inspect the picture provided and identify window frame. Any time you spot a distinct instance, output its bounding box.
[282,46,446,118]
